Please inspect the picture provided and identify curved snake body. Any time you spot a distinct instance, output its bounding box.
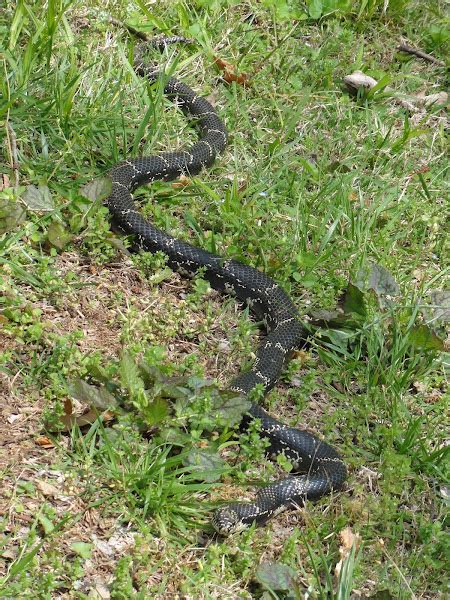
[106,61,347,534]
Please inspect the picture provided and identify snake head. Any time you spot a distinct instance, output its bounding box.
[212,506,249,536]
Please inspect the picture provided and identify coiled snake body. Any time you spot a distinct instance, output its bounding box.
[106,58,347,534]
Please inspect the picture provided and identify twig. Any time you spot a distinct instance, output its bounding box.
[398,42,445,67]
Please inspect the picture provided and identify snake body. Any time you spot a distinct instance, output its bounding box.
[106,59,347,534]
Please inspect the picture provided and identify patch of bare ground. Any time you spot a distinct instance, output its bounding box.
[51,251,256,382]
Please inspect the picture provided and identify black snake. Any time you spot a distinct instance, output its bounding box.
[105,52,347,535]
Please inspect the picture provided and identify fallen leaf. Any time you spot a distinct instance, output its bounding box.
[414,165,430,175]
[93,537,116,557]
[343,71,378,95]
[35,436,55,448]
[107,530,136,553]
[92,581,110,599]
[172,174,191,188]
[343,71,415,110]
[64,398,73,415]
[335,526,361,578]
[1,548,17,560]
[416,91,448,108]
[340,526,360,552]
[58,408,114,432]
[7,414,21,424]
[214,56,249,86]
[36,480,60,497]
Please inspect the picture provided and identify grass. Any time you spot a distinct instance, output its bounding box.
[0,0,448,597]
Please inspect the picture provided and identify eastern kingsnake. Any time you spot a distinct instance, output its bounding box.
[106,52,347,535]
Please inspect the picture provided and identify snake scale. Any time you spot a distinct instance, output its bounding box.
[106,53,347,535]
